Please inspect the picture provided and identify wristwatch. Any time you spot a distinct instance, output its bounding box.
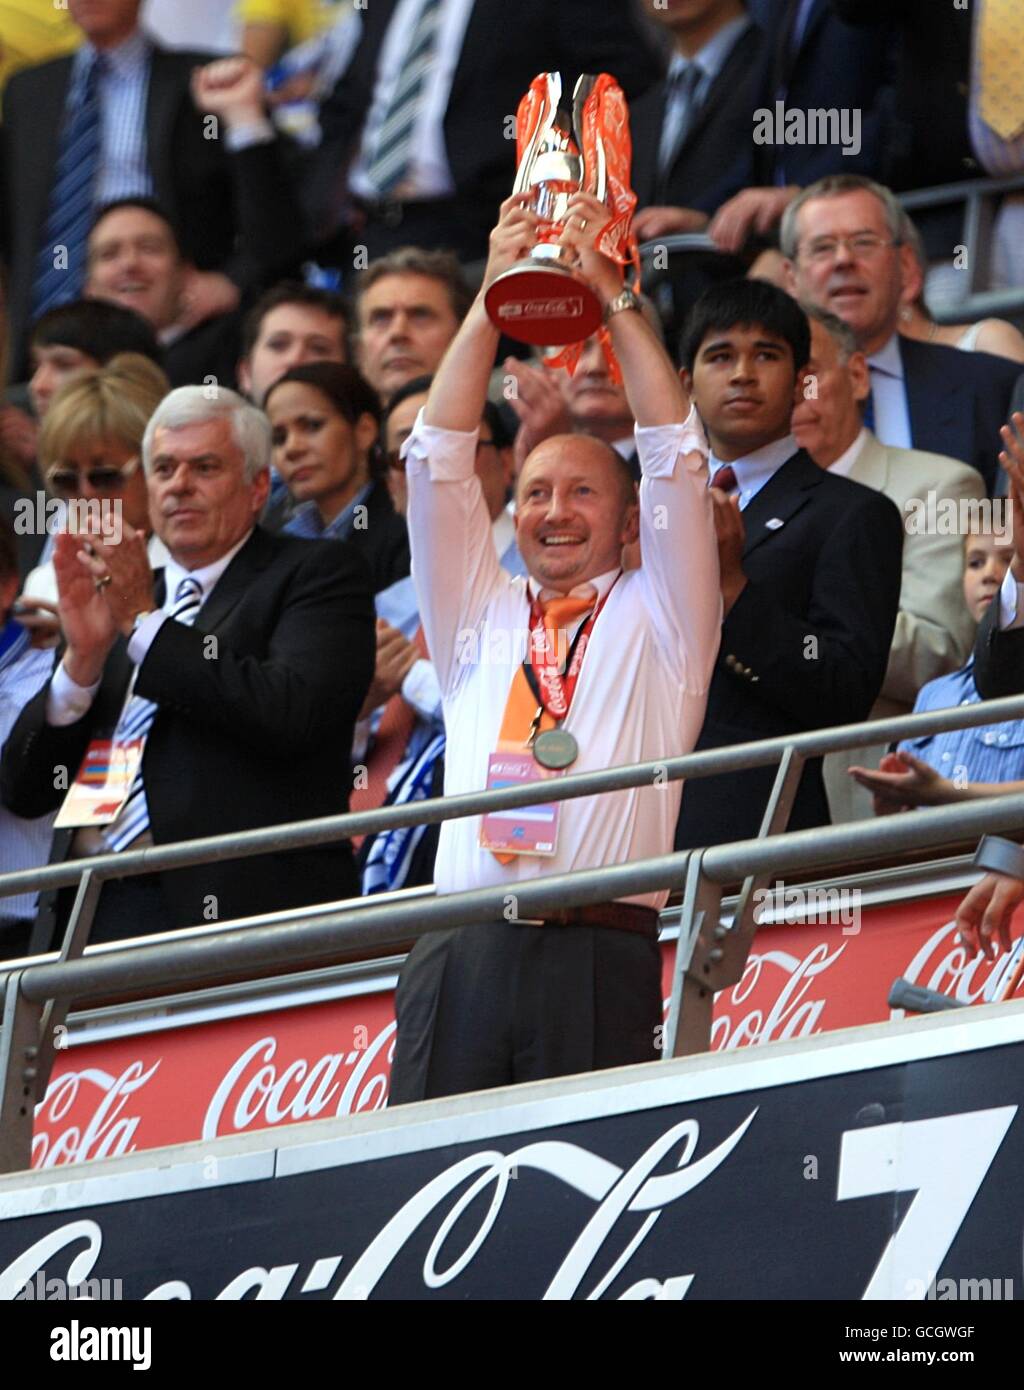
[604,287,640,323]
[973,835,1024,881]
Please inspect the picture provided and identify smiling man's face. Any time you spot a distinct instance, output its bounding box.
[788,190,909,356]
[514,435,638,591]
[87,206,184,332]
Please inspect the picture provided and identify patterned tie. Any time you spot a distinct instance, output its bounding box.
[978,0,1024,141]
[658,62,704,175]
[103,577,204,853]
[31,52,104,322]
[710,463,737,494]
[365,0,444,195]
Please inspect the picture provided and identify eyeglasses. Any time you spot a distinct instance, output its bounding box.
[45,455,140,497]
[384,439,498,472]
[798,234,900,265]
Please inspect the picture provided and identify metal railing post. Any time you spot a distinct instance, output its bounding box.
[665,851,722,1057]
[0,972,42,1174]
[32,869,104,1108]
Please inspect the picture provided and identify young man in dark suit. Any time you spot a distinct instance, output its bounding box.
[1,0,302,377]
[784,175,1022,495]
[0,386,375,949]
[674,279,903,849]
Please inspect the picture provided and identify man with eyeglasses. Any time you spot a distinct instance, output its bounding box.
[1,386,374,949]
[783,174,1022,494]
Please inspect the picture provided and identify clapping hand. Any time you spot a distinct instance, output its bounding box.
[848,749,948,815]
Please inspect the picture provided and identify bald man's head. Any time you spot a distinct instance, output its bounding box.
[514,433,639,591]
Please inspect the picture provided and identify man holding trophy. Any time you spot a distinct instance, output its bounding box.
[389,75,721,1104]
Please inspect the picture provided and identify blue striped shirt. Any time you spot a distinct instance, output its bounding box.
[283,483,374,541]
[0,624,57,927]
[899,659,1024,784]
[71,31,154,207]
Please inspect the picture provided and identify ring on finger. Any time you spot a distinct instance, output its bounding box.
[94,573,113,592]
[577,216,588,230]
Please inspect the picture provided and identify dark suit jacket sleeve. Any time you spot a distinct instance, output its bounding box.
[133,542,374,756]
[972,595,1024,700]
[719,489,904,727]
[218,134,309,290]
[0,678,102,820]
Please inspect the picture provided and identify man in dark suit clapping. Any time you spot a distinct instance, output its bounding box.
[675,279,903,848]
[0,386,375,948]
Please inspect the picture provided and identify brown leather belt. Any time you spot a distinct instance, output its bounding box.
[515,902,659,937]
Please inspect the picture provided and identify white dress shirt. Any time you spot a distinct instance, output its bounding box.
[709,432,797,509]
[349,0,476,200]
[46,531,253,726]
[825,426,870,479]
[405,406,721,910]
[866,334,913,452]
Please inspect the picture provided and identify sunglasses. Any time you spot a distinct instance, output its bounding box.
[45,455,140,497]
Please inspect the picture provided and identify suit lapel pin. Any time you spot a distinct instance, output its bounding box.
[765,517,785,530]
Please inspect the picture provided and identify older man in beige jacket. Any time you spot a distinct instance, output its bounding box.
[794,306,987,822]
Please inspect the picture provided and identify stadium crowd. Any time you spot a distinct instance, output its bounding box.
[2,0,1024,1090]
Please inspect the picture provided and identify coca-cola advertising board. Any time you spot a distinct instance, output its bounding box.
[3,1001,1023,1300]
[32,885,1018,1170]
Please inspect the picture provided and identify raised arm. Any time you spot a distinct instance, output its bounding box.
[560,193,720,687]
[407,198,540,689]
[424,196,539,430]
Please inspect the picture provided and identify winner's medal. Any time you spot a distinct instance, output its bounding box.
[532,727,579,770]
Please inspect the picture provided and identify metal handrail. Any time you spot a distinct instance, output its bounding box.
[4,791,1023,1009]
[4,691,1024,902]
[898,172,1024,211]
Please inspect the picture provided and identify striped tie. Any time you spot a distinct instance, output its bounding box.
[103,577,204,853]
[365,0,444,196]
[31,52,104,322]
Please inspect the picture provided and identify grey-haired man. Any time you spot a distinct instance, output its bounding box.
[1,387,374,949]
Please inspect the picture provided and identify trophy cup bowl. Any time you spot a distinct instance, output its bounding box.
[485,74,608,347]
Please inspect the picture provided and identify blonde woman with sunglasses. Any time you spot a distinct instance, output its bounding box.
[20,355,171,641]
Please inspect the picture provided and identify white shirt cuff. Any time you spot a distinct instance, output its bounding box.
[223,118,275,152]
[635,405,708,479]
[998,566,1024,630]
[127,610,170,666]
[45,660,100,727]
[402,408,479,481]
[401,658,443,723]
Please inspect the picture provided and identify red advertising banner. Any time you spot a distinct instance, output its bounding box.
[32,890,1019,1170]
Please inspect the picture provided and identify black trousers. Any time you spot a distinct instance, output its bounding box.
[41,874,176,953]
[388,916,663,1105]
